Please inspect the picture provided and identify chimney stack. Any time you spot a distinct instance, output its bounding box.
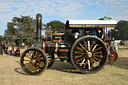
[36,13,42,42]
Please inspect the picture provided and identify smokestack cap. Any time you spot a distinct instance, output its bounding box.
[36,13,42,20]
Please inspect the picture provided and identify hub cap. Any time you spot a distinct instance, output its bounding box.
[31,59,36,64]
[87,52,92,58]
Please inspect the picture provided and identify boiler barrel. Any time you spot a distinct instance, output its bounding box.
[42,42,69,54]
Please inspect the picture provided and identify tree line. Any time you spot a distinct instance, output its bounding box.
[2,15,65,46]
[109,20,128,40]
[0,15,128,46]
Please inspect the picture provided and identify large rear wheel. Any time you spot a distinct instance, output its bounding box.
[70,36,108,74]
[20,47,48,75]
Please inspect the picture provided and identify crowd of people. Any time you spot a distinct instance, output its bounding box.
[0,42,20,56]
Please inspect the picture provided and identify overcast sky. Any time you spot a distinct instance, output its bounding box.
[0,0,128,35]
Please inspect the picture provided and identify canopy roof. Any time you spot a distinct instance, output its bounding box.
[66,20,117,29]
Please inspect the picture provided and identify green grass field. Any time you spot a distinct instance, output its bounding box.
[125,44,128,47]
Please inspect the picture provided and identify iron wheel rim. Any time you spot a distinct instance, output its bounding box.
[71,36,107,73]
[20,48,47,75]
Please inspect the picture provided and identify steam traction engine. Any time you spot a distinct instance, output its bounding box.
[20,14,118,75]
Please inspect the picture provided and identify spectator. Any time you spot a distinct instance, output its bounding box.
[113,42,116,50]
[0,42,3,55]
[14,47,20,56]
[0,42,7,55]
[12,46,14,54]
[8,45,13,56]
[120,40,125,46]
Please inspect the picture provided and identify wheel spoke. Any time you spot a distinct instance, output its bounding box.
[77,47,84,52]
[92,59,99,66]
[26,53,31,59]
[25,63,30,65]
[28,52,32,58]
[75,55,84,59]
[37,61,44,64]
[75,51,85,55]
[32,51,34,58]
[88,60,91,69]
[80,59,85,66]
[34,51,38,58]
[90,59,94,68]
[27,63,31,68]
[36,64,40,71]
[36,53,42,59]
[79,43,86,50]
[30,65,34,72]
[36,63,43,68]
[24,59,30,61]
[83,59,88,68]
[84,41,87,50]
[90,41,95,50]
[76,57,86,63]
[93,57,101,62]
[88,41,90,51]
[93,51,102,55]
[38,65,43,68]
[37,57,44,61]
[94,54,103,58]
[92,44,97,51]
[92,47,102,52]
[33,65,36,72]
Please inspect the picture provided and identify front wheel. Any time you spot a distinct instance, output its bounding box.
[70,36,108,74]
[20,47,48,75]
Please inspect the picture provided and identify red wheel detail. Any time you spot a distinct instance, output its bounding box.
[109,51,118,62]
